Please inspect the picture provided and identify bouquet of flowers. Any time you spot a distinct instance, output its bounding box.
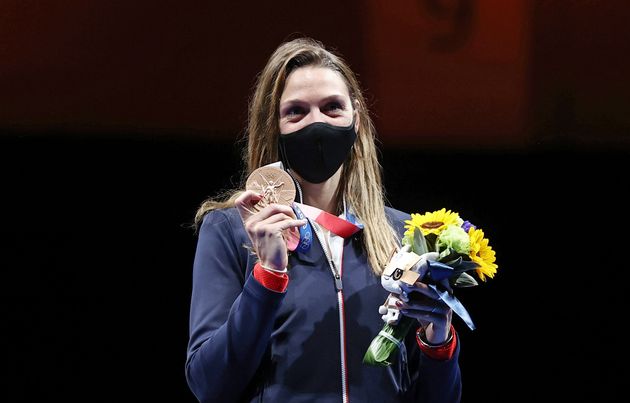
[363,208,498,367]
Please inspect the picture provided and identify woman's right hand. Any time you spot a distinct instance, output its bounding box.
[235,190,307,271]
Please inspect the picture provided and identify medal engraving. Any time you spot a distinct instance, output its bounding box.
[245,166,296,211]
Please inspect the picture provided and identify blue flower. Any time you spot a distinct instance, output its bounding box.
[461,220,476,233]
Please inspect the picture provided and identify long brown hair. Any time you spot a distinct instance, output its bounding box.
[195,37,398,275]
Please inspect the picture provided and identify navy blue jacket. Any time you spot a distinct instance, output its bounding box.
[186,206,462,403]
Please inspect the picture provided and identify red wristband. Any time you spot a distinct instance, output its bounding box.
[253,262,289,292]
[416,324,458,361]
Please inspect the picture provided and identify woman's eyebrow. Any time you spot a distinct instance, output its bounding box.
[318,94,346,104]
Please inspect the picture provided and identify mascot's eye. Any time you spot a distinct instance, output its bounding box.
[392,268,403,280]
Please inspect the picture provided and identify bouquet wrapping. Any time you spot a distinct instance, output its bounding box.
[363,208,498,367]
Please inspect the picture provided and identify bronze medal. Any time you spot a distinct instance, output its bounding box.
[245,166,296,212]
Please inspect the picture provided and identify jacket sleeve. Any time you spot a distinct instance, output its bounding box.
[415,336,462,402]
[387,325,462,402]
[185,210,286,402]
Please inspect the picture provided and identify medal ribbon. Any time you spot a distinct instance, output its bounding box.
[291,202,362,253]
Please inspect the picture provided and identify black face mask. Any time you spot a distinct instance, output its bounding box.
[278,120,357,184]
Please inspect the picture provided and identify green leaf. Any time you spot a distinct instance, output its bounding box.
[412,228,429,255]
[425,233,437,252]
[439,247,455,261]
[452,272,479,287]
[363,316,416,367]
[443,256,463,266]
[451,260,481,274]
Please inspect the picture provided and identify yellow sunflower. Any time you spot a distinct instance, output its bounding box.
[468,227,498,281]
[404,208,461,238]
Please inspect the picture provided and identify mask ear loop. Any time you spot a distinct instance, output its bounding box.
[286,169,303,204]
[279,138,303,204]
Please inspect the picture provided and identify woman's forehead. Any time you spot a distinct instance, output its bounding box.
[281,66,350,101]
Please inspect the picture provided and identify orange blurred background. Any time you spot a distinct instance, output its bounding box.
[2,0,628,148]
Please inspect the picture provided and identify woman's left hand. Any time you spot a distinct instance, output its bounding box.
[397,281,452,345]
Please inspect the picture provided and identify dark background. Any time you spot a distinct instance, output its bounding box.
[3,1,629,402]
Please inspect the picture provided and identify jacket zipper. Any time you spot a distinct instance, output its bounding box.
[311,222,349,403]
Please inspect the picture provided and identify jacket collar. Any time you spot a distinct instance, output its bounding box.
[290,202,363,266]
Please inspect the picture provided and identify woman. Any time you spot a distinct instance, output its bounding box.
[185,37,461,403]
